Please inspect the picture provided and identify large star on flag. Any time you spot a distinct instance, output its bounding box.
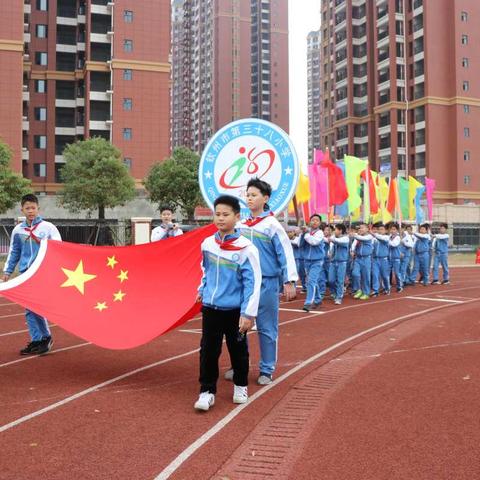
[61,260,97,295]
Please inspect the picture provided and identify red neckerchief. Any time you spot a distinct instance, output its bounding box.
[24,222,42,244]
[244,211,274,227]
[215,235,246,251]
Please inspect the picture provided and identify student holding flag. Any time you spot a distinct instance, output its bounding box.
[431,223,450,285]
[371,223,391,296]
[352,223,374,300]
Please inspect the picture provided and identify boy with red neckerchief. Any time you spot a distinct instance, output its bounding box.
[2,194,61,355]
[235,178,298,386]
[194,195,261,411]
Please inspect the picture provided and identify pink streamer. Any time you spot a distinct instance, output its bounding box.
[310,149,328,214]
[425,177,436,221]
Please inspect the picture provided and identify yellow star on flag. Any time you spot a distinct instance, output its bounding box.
[107,256,118,269]
[117,270,129,283]
[113,290,126,302]
[61,260,97,295]
[94,302,108,312]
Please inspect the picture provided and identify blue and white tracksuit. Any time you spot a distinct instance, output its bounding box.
[328,236,349,302]
[432,234,449,282]
[372,234,391,294]
[318,239,331,297]
[352,234,374,295]
[389,234,403,291]
[400,233,414,284]
[409,233,431,285]
[238,212,298,376]
[291,235,306,290]
[302,229,325,306]
[151,224,183,241]
[198,232,261,318]
[3,216,61,341]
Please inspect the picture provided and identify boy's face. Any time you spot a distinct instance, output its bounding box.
[358,224,368,235]
[371,226,378,233]
[419,226,427,234]
[21,201,39,223]
[246,186,268,213]
[161,210,173,224]
[310,216,321,229]
[390,226,398,235]
[335,227,342,236]
[407,226,413,234]
[440,225,447,233]
[287,231,295,240]
[214,204,239,233]
[378,226,386,235]
[324,226,331,236]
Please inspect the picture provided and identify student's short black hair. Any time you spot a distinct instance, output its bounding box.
[420,223,430,230]
[309,214,322,222]
[372,222,383,228]
[160,205,173,213]
[21,194,38,206]
[390,222,400,230]
[335,223,347,234]
[439,222,448,229]
[246,178,272,197]
[359,222,368,228]
[214,195,240,214]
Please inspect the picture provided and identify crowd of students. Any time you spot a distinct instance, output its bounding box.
[289,218,450,311]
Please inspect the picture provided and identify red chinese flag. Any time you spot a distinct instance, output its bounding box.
[360,168,379,214]
[0,224,217,349]
[386,178,398,214]
[320,154,349,206]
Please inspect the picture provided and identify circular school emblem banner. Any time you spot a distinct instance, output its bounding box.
[199,118,299,218]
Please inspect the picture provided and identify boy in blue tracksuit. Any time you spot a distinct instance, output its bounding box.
[328,223,350,305]
[409,224,431,286]
[288,228,306,291]
[400,224,415,285]
[301,214,325,312]
[236,178,298,386]
[2,194,61,356]
[318,224,332,299]
[388,223,403,292]
[195,195,261,411]
[372,223,391,296]
[352,223,374,300]
[431,223,450,285]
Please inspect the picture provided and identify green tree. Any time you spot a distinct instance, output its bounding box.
[0,139,31,214]
[59,137,136,220]
[144,147,203,221]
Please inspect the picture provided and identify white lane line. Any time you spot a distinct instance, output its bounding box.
[0,342,91,368]
[0,313,24,320]
[154,298,480,480]
[0,303,16,307]
[406,296,464,304]
[279,308,325,314]
[0,325,58,338]
[179,329,202,334]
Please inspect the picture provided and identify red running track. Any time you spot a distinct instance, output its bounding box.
[0,267,479,480]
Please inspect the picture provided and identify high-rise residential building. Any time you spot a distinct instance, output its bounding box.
[320,0,480,204]
[171,0,289,154]
[0,0,170,193]
[307,30,321,162]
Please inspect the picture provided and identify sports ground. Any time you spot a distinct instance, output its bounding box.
[1,266,479,479]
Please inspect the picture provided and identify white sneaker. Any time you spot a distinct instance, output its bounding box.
[224,368,234,381]
[233,385,248,404]
[194,392,215,411]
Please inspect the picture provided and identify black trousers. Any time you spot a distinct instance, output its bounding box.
[199,306,249,394]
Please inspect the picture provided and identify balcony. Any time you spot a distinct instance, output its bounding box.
[22,91,30,102]
[24,32,31,43]
[22,120,29,130]
[89,120,110,130]
[90,33,110,43]
[22,149,29,161]
[91,4,111,15]
[57,17,78,26]
[24,3,31,14]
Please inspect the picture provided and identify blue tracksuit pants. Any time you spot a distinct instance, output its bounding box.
[328,261,347,301]
[304,259,324,305]
[390,258,403,290]
[432,253,449,282]
[25,309,51,342]
[410,252,429,285]
[352,256,371,294]
[256,276,280,376]
[372,257,391,293]
[295,258,306,289]
[400,250,412,284]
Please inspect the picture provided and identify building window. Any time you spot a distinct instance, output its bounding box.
[464,151,470,161]
[34,107,47,121]
[463,81,469,91]
[35,52,48,65]
[35,80,47,93]
[461,35,468,45]
[34,135,47,149]
[124,158,132,169]
[464,104,470,114]
[124,10,133,22]
[464,175,471,185]
[123,98,132,111]
[34,163,47,177]
[124,39,133,52]
[462,57,469,68]
[123,128,132,140]
[123,69,132,80]
[35,24,48,38]
[36,0,48,11]
[461,11,468,22]
[464,127,470,137]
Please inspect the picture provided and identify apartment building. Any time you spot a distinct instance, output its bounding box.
[307,30,321,162]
